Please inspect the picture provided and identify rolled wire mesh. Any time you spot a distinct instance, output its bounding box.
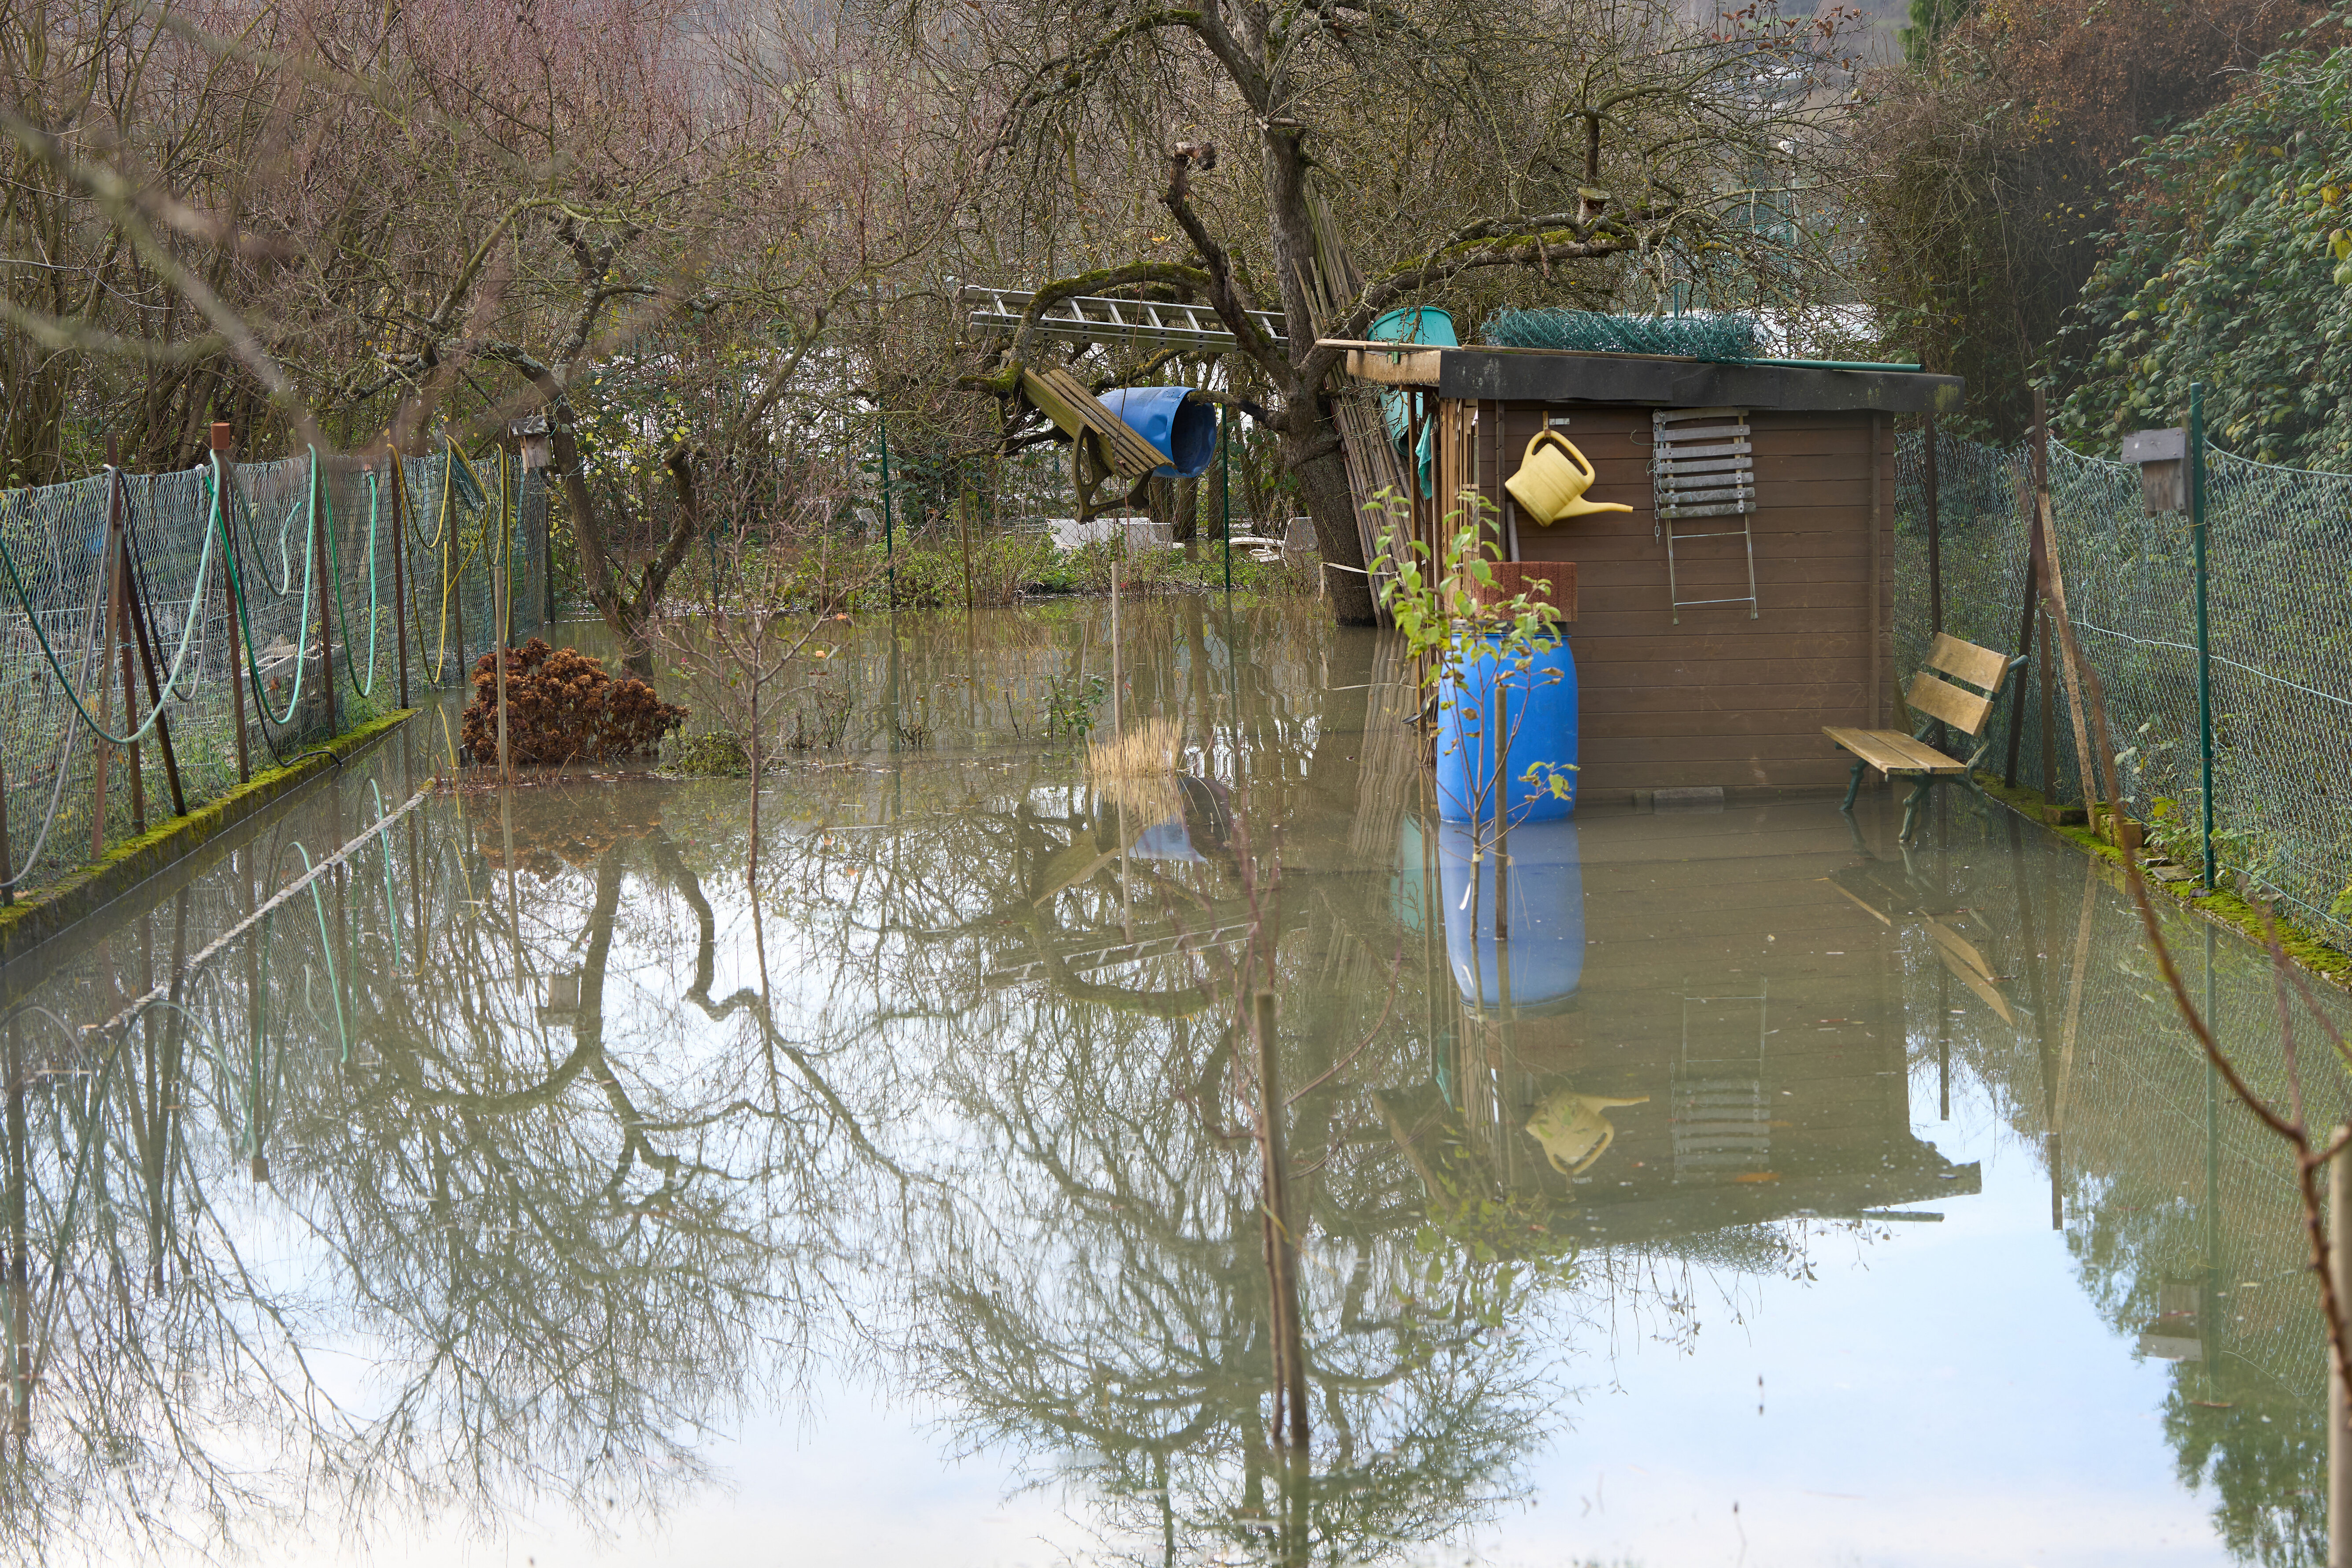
[0,450,546,903]
[1897,431,2352,950]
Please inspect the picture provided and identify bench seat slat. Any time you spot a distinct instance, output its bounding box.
[1823,726,1969,776]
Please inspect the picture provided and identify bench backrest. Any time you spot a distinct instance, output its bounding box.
[1906,633,2012,739]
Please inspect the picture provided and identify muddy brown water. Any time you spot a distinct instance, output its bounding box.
[0,596,2344,1567]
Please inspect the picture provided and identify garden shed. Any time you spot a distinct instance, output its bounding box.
[1332,341,1963,798]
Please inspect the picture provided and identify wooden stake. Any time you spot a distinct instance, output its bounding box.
[1252,989,1310,1453]
[2039,491,2099,814]
[2039,603,2057,802]
[105,448,145,837]
[211,424,250,784]
[2332,1135,2351,1568]
[118,515,145,837]
[122,477,188,817]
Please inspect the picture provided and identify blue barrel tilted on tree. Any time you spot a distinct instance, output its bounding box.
[1434,633,1579,825]
[1100,387,1219,478]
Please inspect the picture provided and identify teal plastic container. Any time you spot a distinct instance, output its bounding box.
[1368,307,1456,496]
[1435,633,1579,824]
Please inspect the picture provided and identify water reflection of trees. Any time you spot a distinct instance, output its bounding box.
[0,773,899,1561]
[1890,798,2352,1567]
[0,597,2141,1565]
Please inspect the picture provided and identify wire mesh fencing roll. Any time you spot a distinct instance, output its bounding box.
[0,447,547,904]
[1897,430,2352,951]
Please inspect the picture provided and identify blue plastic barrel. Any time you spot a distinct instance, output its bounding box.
[1100,387,1218,478]
[1435,633,1579,824]
[1438,817,1585,1013]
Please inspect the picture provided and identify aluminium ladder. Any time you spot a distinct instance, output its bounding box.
[1652,407,1759,623]
[961,285,1288,355]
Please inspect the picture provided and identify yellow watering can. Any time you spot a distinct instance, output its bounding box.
[1505,431,1634,525]
[1525,1087,1650,1176]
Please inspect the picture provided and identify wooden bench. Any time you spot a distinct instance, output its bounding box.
[1826,632,2024,842]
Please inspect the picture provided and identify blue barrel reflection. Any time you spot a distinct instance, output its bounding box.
[1434,634,1579,825]
[1438,817,1585,1014]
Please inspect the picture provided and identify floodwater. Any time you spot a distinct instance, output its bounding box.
[1,595,2346,1568]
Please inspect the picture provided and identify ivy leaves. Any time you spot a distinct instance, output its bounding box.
[2056,41,2352,469]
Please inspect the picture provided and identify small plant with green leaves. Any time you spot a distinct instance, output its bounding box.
[1370,488,1576,824]
[1044,671,1108,740]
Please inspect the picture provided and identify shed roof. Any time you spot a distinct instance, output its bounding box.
[1326,339,1963,415]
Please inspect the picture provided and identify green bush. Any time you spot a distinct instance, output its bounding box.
[669,731,751,777]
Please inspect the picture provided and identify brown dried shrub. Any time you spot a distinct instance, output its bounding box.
[460,639,688,765]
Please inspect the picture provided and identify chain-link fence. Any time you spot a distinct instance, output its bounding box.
[1895,430,2352,952]
[0,444,545,902]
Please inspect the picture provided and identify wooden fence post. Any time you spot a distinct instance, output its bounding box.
[104,445,145,838]
[123,475,188,817]
[1253,988,1310,1454]
[2331,1135,2351,1568]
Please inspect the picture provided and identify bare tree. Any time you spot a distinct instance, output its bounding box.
[876,0,1865,622]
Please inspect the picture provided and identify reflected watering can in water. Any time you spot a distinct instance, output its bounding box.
[1505,431,1634,525]
[1525,1087,1649,1176]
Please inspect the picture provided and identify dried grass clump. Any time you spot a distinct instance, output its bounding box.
[462,639,689,765]
[1088,717,1182,818]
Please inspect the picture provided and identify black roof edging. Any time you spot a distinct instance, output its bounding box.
[1435,348,1964,414]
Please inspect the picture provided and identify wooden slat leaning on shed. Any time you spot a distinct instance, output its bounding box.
[1825,632,2026,842]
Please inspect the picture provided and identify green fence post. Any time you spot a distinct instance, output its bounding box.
[878,413,897,609]
[1220,407,1233,596]
[2190,381,2215,890]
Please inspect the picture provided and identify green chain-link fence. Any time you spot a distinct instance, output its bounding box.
[0,444,545,903]
[1896,430,2352,952]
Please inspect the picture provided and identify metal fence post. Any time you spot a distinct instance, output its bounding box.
[1925,412,1943,638]
[212,424,250,784]
[389,448,411,710]
[1221,407,1233,596]
[2190,382,2216,890]
[312,450,338,740]
[878,414,897,608]
[2004,393,2049,788]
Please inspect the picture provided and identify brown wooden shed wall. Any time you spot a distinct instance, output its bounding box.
[1462,400,1893,796]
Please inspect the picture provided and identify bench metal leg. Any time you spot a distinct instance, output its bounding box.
[1841,758,1866,813]
[1899,777,1934,843]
